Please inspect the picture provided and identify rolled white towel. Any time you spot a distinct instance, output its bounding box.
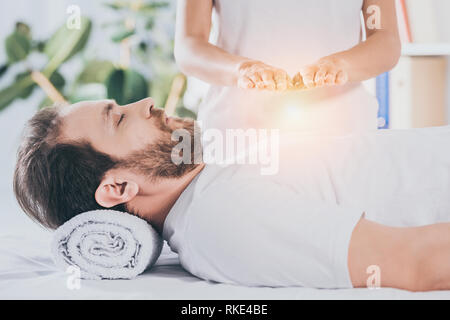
[51,209,163,280]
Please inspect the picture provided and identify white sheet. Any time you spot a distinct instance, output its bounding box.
[1,228,449,299]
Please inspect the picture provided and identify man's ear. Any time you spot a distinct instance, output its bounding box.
[95,172,139,208]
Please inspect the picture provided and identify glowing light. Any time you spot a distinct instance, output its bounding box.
[274,102,308,130]
[283,104,302,119]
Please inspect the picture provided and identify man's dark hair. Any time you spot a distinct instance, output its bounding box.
[13,106,125,229]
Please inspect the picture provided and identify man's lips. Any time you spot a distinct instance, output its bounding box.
[165,113,174,125]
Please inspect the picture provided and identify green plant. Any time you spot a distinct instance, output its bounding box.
[0,0,196,119]
[0,18,91,111]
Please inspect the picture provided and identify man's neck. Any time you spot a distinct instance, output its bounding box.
[132,163,206,234]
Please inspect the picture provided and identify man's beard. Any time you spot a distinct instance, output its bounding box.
[116,109,203,181]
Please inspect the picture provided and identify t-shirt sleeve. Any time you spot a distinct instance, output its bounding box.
[179,179,364,289]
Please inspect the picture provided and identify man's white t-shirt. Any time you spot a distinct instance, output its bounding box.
[163,126,450,288]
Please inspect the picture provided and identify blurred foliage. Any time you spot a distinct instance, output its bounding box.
[0,0,193,119]
[0,17,91,111]
[5,22,32,63]
[106,68,148,104]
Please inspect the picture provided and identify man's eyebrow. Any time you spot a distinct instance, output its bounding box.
[102,103,114,126]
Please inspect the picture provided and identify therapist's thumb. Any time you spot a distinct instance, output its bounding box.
[237,75,255,89]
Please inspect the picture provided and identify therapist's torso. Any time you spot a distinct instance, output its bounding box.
[197,0,379,134]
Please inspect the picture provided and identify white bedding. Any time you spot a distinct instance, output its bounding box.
[1,227,449,299]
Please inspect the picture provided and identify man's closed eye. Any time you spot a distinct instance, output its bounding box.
[117,114,125,127]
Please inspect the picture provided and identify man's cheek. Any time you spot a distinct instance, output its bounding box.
[134,128,159,148]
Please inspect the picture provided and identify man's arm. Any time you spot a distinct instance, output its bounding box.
[349,218,450,291]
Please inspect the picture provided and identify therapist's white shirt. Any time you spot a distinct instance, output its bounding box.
[197,0,379,134]
[163,126,450,288]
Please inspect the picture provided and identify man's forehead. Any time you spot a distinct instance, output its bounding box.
[59,99,110,117]
[58,100,111,143]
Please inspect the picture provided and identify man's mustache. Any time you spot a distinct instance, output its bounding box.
[152,107,172,132]
[152,107,165,122]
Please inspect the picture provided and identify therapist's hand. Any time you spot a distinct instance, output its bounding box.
[292,57,349,90]
[237,60,293,91]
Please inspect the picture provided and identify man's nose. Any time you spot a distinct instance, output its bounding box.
[123,97,155,119]
[141,97,155,119]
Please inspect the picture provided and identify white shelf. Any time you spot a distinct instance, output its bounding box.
[402,43,450,56]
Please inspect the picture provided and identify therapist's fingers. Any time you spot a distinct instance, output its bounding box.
[236,60,291,91]
[292,72,305,89]
[237,75,255,89]
[314,65,328,87]
[261,70,276,90]
[299,66,317,89]
[237,60,267,90]
[274,70,289,91]
[324,70,337,86]
[286,74,294,90]
[249,73,264,89]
